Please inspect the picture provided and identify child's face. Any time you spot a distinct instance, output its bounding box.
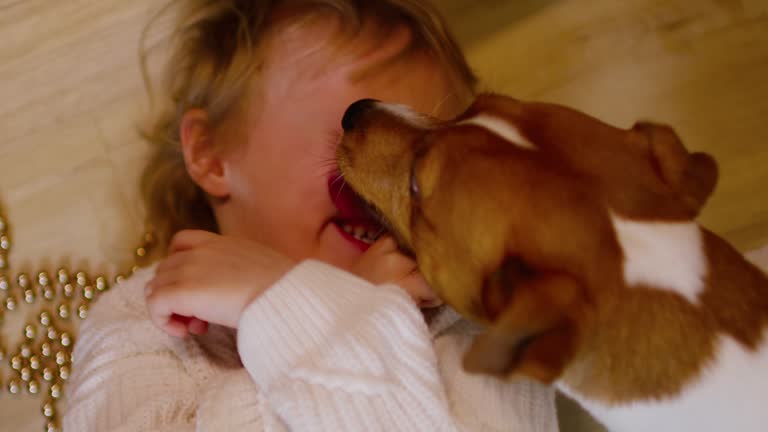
[213,18,466,270]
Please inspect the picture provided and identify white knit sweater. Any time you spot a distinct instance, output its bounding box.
[63,260,558,431]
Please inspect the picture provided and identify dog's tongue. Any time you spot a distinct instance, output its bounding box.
[328,175,378,222]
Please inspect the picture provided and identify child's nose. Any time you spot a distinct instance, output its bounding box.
[342,98,379,131]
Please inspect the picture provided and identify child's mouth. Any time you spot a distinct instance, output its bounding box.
[328,173,386,250]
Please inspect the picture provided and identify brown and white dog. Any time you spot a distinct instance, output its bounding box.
[336,94,768,432]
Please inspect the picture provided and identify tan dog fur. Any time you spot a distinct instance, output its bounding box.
[336,94,768,429]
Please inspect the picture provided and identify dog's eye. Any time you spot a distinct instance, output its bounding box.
[410,166,421,201]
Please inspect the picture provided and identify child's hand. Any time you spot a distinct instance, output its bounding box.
[351,236,442,308]
[145,230,294,337]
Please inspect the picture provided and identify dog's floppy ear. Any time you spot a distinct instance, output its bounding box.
[631,122,719,216]
[463,270,583,384]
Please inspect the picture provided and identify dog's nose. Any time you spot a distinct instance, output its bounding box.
[342,98,379,131]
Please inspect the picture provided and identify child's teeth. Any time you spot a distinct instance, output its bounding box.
[339,223,381,244]
[354,226,365,238]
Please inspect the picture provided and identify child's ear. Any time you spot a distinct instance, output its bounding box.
[180,109,230,198]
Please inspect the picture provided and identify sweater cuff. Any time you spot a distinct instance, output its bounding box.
[236,259,420,390]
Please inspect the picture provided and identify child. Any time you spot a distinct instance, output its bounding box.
[63,1,558,430]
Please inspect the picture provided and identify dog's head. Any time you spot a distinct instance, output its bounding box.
[336,94,718,382]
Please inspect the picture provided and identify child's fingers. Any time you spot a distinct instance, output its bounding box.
[155,250,195,275]
[188,318,209,335]
[368,235,399,254]
[401,272,442,307]
[164,315,190,338]
[169,230,217,254]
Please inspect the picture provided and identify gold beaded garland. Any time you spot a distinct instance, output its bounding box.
[20,366,32,382]
[58,365,70,381]
[0,210,149,430]
[46,327,58,342]
[24,323,37,340]
[27,379,39,395]
[41,367,54,382]
[40,342,52,358]
[42,399,55,418]
[7,378,21,395]
[5,295,17,311]
[29,355,41,371]
[39,311,51,327]
[56,303,70,320]
[10,355,22,371]
[49,382,62,400]
[23,288,36,304]
[76,303,88,320]
[45,420,59,432]
[59,332,72,348]
[20,343,32,358]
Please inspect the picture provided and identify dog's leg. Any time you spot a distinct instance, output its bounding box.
[463,272,582,383]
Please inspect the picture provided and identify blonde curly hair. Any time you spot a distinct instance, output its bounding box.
[139,0,477,258]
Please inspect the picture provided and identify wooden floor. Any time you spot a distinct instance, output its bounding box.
[1,1,767,431]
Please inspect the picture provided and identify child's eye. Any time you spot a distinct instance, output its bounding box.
[410,165,421,201]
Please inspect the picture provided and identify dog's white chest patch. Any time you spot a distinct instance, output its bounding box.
[610,213,707,304]
[458,114,536,150]
[559,334,768,432]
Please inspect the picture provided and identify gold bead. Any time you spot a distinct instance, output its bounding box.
[27,379,39,394]
[0,235,9,251]
[45,420,60,432]
[56,268,69,285]
[143,231,156,244]
[5,295,17,311]
[24,288,36,304]
[76,303,88,320]
[30,355,41,370]
[10,355,23,371]
[20,343,32,358]
[82,285,95,300]
[42,367,54,382]
[62,283,74,298]
[75,271,88,288]
[54,350,68,366]
[38,271,50,286]
[24,323,37,340]
[42,399,56,418]
[7,378,21,395]
[0,275,9,291]
[39,311,52,326]
[57,303,70,320]
[58,365,70,381]
[17,273,30,289]
[135,246,147,258]
[42,285,56,301]
[49,382,62,399]
[20,366,32,382]
[40,342,52,358]
[114,274,126,285]
[95,276,108,292]
[46,327,59,342]
[59,332,72,348]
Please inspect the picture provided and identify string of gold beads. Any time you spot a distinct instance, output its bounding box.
[0,212,152,431]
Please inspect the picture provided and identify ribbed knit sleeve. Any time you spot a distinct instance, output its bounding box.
[237,260,557,432]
